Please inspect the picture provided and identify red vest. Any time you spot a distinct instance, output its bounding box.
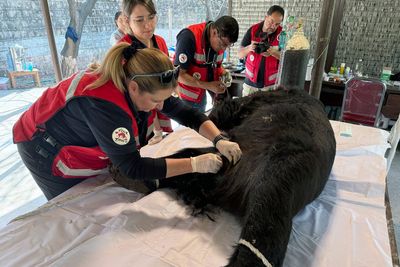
[177,22,224,103]
[245,22,282,87]
[13,72,155,178]
[119,34,172,132]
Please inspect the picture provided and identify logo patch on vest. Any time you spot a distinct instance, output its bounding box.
[179,53,187,64]
[112,127,130,145]
[249,55,255,61]
[193,72,201,80]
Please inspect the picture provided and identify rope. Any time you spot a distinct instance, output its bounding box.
[238,238,273,267]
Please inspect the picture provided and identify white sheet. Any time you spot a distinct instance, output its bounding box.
[0,121,393,267]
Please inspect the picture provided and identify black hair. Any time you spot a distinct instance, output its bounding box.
[213,16,239,43]
[267,5,284,17]
[114,11,122,27]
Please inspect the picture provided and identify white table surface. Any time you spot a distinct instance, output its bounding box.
[0,122,392,267]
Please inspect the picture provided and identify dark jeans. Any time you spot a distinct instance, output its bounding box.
[17,135,86,200]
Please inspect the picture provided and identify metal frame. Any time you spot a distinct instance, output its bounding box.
[386,114,400,171]
[340,77,387,127]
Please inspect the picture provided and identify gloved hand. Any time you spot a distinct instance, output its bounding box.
[190,153,223,173]
[220,71,232,87]
[216,140,242,164]
[148,129,163,145]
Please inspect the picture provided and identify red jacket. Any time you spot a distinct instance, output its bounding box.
[245,22,282,87]
[177,22,224,103]
[119,34,172,132]
[13,72,156,178]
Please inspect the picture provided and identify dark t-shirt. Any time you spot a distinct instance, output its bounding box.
[240,22,268,88]
[45,93,208,181]
[120,34,160,50]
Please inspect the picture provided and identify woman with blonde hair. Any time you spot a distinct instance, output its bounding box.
[13,42,242,200]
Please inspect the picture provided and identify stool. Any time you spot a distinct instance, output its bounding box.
[7,70,41,88]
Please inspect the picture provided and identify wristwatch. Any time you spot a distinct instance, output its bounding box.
[213,134,228,146]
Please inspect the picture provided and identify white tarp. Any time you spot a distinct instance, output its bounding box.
[0,121,392,267]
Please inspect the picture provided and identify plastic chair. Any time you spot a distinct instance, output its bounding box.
[386,114,400,171]
[340,77,386,127]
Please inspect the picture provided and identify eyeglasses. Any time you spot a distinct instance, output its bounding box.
[265,17,282,28]
[216,29,234,49]
[130,14,157,26]
[130,66,180,86]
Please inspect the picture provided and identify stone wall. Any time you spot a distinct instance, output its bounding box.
[0,0,120,85]
[335,0,400,76]
[229,0,321,65]
[0,0,208,87]
[230,0,400,77]
[1,0,398,87]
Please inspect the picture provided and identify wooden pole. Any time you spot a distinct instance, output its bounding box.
[39,0,63,82]
[227,0,233,62]
[325,0,346,73]
[309,0,337,98]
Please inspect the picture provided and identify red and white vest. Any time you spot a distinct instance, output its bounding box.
[119,34,172,132]
[245,22,282,87]
[177,22,224,103]
[13,72,157,178]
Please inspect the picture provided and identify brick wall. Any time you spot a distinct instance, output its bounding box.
[231,0,399,77]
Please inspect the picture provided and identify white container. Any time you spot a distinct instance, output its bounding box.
[15,62,22,71]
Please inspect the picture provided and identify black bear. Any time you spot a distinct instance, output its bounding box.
[113,88,336,267]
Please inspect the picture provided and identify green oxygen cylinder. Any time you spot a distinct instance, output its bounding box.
[277,24,310,90]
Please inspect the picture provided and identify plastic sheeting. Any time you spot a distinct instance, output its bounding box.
[0,122,392,267]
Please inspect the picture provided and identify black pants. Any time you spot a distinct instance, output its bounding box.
[16,134,86,200]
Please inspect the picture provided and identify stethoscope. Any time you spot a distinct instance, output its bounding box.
[202,23,218,69]
[202,50,217,69]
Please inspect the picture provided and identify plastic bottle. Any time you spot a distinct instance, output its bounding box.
[15,62,22,71]
[354,59,363,77]
[347,70,354,80]
[279,31,287,50]
[339,63,345,75]
[345,66,350,78]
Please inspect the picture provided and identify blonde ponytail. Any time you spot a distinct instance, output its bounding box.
[85,42,128,91]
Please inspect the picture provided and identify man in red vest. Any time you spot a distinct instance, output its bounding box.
[238,5,284,96]
[174,16,239,112]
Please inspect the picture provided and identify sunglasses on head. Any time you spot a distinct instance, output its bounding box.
[130,66,180,86]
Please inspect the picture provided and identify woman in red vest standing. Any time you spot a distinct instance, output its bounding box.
[119,0,172,145]
[13,42,242,200]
